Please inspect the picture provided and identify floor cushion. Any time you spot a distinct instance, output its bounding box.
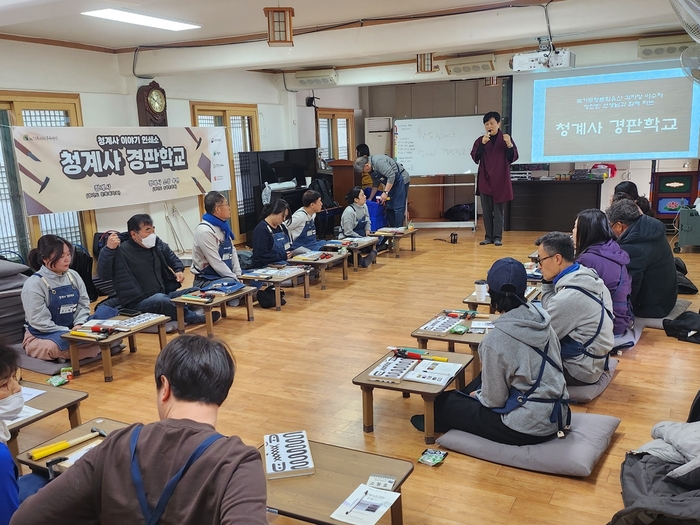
[10,343,125,376]
[568,358,619,403]
[436,412,621,477]
[638,299,692,330]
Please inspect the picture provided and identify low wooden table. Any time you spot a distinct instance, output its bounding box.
[529,250,539,263]
[240,266,310,310]
[324,237,380,272]
[370,228,418,258]
[7,381,88,464]
[411,312,498,377]
[463,285,540,312]
[61,314,169,382]
[17,418,127,473]
[287,252,350,290]
[171,286,256,337]
[352,350,473,445]
[262,440,414,525]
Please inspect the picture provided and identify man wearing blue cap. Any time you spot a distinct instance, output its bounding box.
[411,257,569,444]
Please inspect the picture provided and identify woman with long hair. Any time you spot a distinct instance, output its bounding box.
[573,208,633,335]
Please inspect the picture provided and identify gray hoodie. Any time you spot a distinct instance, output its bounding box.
[541,265,614,384]
[475,303,569,436]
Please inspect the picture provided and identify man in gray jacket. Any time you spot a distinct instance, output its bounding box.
[536,232,614,385]
[354,154,410,227]
[412,257,569,444]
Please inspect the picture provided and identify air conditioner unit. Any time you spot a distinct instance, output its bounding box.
[445,55,496,76]
[365,117,393,156]
[638,35,694,59]
[293,69,339,87]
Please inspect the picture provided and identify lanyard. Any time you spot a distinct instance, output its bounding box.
[130,425,224,525]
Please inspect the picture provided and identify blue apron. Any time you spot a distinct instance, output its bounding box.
[130,425,223,525]
[559,285,613,372]
[269,223,291,263]
[353,215,368,236]
[471,339,572,436]
[26,272,80,351]
[291,214,326,251]
[197,223,234,280]
[373,168,407,211]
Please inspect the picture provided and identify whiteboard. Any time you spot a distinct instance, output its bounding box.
[394,116,485,176]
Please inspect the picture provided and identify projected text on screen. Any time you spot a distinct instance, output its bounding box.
[531,69,700,162]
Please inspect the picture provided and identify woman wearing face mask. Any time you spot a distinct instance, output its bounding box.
[251,199,292,269]
[20,235,100,361]
[0,343,22,524]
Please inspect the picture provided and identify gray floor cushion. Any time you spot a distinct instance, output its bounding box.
[436,412,621,477]
[10,342,125,376]
[568,358,619,403]
[639,299,692,330]
[613,323,645,353]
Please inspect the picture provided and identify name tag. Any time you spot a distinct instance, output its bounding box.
[222,253,232,260]
[59,304,77,315]
[307,230,316,237]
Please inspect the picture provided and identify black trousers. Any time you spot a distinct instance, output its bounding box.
[432,374,555,446]
[480,194,504,242]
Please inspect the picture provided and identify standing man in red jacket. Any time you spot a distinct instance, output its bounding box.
[471,111,518,246]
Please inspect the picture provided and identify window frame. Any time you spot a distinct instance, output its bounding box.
[190,102,260,242]
[0,91,94,253]
[316,108,355,161]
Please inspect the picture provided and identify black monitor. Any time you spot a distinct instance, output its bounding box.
[238,147,319,238]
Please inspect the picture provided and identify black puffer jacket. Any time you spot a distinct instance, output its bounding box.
[97,232,183,309]
[617,214,677,318]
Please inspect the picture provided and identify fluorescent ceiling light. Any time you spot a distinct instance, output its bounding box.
[81,9,200,31]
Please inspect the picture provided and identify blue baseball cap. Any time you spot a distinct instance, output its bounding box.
[487,257,527,296]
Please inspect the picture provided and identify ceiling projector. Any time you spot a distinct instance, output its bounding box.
[511,49,576,72]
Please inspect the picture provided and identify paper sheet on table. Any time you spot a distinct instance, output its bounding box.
[3,405,42,426]
[330,483,400,525]
[471,320,495,329]
[21,386,46,403]
[60,439,103,467]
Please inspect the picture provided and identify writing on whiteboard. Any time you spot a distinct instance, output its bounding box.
[394,116,484,176]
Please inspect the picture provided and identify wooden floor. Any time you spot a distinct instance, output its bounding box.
[16,229,700,525]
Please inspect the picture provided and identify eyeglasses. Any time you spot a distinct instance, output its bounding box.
[535,254,555,265]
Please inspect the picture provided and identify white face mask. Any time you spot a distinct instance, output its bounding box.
[140,233,157,249]
[0,392,24,443]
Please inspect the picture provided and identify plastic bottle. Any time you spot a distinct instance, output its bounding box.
[261,182,272,205]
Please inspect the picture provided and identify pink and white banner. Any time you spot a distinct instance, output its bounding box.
[12,126,231,215]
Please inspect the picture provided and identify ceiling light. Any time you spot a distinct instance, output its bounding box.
[264,7,295,47]
[81,9,200,31]
[416,53,435,74]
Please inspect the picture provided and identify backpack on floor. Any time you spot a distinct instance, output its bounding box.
[663,311,700,344]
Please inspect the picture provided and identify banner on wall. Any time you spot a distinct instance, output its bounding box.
[11,126,231,216]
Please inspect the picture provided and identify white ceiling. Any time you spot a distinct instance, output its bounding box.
[0,0,687,72]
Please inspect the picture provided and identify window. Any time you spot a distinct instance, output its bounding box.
[0,94,89,259]
[191,103,260,241]
[317,108,354,162]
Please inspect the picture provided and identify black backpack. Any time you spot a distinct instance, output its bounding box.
[444,203,475,221]
[663,311,700,344]
[309,178,338,209]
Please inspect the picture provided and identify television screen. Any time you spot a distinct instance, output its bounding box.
[256,148,318,187]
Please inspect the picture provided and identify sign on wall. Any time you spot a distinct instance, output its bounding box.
[12,126,231,215]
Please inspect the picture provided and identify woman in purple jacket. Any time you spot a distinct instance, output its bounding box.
[573,208,633,336]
